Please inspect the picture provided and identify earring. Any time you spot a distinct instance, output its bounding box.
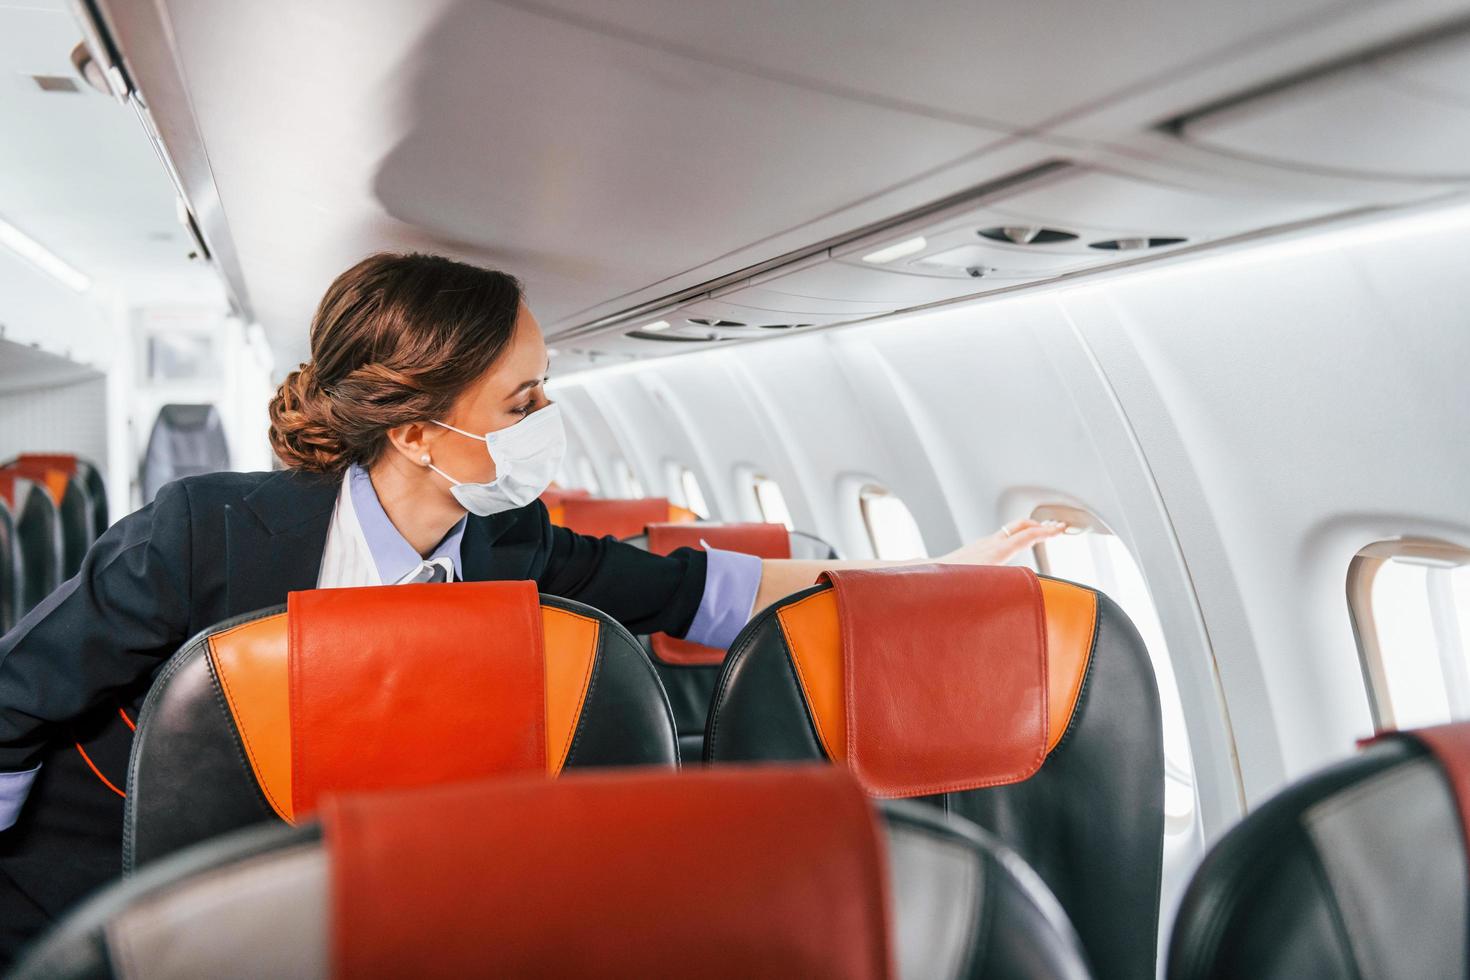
[420,454,431,465]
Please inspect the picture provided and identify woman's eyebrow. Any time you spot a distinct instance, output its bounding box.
[505,363,552,398]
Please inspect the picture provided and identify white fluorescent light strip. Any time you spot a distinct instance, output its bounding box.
[642,320,672,332]
[0,217,91,292]
[861,235,927,265]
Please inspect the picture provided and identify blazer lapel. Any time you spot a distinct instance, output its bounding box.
[224,470,340,617]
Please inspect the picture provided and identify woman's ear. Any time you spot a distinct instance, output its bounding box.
[384,422,439,467]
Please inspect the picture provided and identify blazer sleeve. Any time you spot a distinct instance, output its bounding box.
[535,523,709,639]
[0,481,194,772]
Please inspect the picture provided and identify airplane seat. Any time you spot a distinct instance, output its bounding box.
[705,564,1164,980]
[624,521,840,758]
[14,453,108,538]
[538,485,591,512]
[3,458,95,579]
[124,581,678,871]
[0,497,18,634]
[0,470,63,617]
[1168,723,1470,980]
[551,495,697,538]
[139,403,231,505]
[15,767,1093,979]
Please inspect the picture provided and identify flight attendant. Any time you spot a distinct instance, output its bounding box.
[0,252,1062,957]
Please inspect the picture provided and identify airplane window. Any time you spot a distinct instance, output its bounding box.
[1032,505,1197,832]
[859,485,927,561]
[663,461,710,519]
[615,458,644,498]
[680,468,710,519]
[575,456,602,496]
[751,475,793,530]
[1348,539,1470,732]
[663,461,686,507]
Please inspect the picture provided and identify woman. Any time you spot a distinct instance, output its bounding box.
[0,252,1062,956]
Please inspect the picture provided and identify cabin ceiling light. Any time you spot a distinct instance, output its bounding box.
[0,217,91,292]
[641,320,672,332]
[861,236,927,264]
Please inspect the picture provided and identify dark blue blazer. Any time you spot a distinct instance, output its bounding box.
[0,469,705,952]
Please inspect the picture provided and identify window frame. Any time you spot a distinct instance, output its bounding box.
[1028,503,1198,835]
[1348,537,1470,733]
[749,473,793,530]
[857,484,927,561]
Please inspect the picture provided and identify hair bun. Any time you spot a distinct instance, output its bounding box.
[267,362,351,473]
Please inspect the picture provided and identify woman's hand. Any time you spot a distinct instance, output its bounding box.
[752,519,1067,613]
[937,519,1067,567]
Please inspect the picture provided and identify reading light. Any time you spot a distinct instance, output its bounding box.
[0,217,91,292]
[642,320,672,332]
[861,236,927,265]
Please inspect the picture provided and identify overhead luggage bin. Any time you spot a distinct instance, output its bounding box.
[124,582,678,869]
[16,767,1093,980]
[1173,25,1470,182]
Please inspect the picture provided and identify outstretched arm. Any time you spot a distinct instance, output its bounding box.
[752,518,1066,614]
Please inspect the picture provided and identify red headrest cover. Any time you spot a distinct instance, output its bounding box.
[0,471,14,508]
[14,453,77,476]
[540,486,591,509]
[646,523,792,666]
[818,565,1048,798]
[4,460,71,506]
[559,497,670,540]
[288,582,545,817]
[325,766,893,979]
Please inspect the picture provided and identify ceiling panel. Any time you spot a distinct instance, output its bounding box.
[155,0,1006,362]
[0,0,218,302]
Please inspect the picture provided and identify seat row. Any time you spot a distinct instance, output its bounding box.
[0,453,108,633]
[35,555,1161,977]
[14,564,1470,978]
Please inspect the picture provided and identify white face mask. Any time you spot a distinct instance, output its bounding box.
[426,402,566,516]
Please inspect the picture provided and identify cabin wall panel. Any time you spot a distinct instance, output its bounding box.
[556,201,1470,846]
[0,373,109,471]
[1077,206,1470,797]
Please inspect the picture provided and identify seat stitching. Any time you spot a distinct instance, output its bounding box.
[547,608,600,774]
[775,605,835,759]
[208,632,290,820]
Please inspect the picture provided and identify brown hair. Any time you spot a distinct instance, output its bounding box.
[268,252,523,473]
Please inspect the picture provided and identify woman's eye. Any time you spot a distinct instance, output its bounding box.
[512,402,533,417]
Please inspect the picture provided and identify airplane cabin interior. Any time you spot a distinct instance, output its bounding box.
[0,1,1468,977]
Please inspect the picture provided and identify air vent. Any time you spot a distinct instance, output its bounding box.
[31,75,81,94]
[1089,237,1187,251]
[978,226,1078,245]
[626,330,722,343]
[686,317,746,328]
[757,323,814,330]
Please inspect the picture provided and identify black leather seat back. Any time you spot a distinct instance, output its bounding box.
[12,454,109,538]
[706,568,1163,979]
[0,498,18,633]
[0,473,62,617]
[125,584,678,870]
[2,460,94,579]
[140,403,230,504]
[18,769,1093,980]
[625,523,839,757]
[1170,731,1469,980]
